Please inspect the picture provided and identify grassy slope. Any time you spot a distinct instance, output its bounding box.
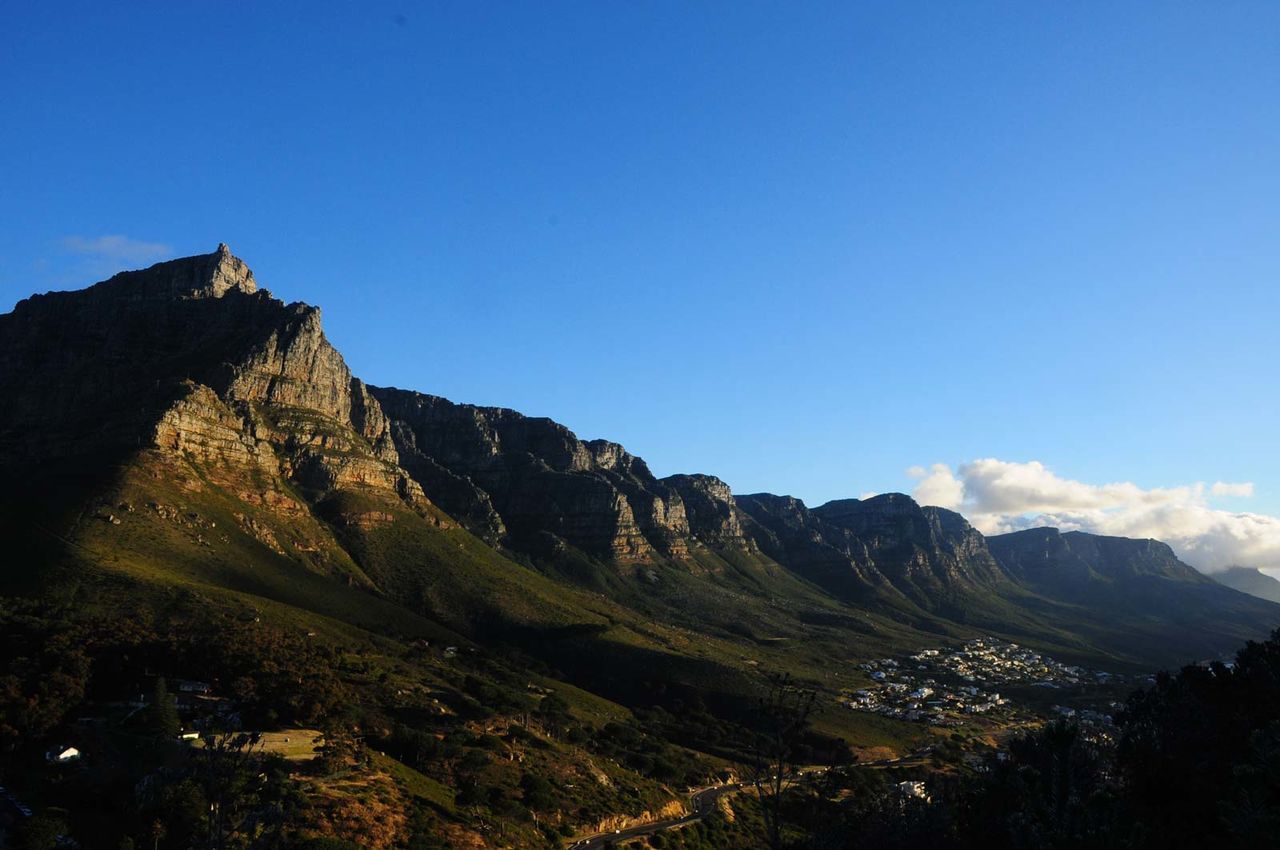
[18,401,1250,777]
[14,445,929,758]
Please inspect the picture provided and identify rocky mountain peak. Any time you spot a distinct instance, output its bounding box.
[87,243,259,301]
[207,242,257,296]
[0,247,423,509]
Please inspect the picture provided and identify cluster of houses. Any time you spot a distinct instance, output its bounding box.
[909,638,1118,687]
[845,637,1123,727]
[846,664,1007,726]
[1050,704,1118,727]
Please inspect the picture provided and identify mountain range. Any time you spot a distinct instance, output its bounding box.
[2,244,1276,699]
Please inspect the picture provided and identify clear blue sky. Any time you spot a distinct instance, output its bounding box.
[3,1,1278,512]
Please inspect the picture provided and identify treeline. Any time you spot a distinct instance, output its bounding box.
[0,596,351,745]
[786,627,1280,849]
[0,596,740,849]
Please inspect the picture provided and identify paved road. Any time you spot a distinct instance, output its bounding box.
[570,782,743,849]
[567,751,933,848]
[856,747,933,768]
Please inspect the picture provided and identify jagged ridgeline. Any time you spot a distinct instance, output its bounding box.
[1,245,1277,681]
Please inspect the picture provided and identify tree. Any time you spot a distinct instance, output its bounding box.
[959,720,1120,849]
[148,677,181,741]
[148,819,166,850]
[317,722,361,776]
[192,730,289,849]
[16,813,68,850]
[748,672,815,850]
[521,772,555,811]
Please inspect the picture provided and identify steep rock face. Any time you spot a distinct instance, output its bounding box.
[661,474,757,551]
[729,492,1016,612]
[153,381,278,473]
[812,494,1010,600]
[386,418,507,543]
[988,528,1212,595]
[371,387,701,561]
[0,245,418,502]
[733,493,888,601]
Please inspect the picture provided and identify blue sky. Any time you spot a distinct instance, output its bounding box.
[3,2,1279,563]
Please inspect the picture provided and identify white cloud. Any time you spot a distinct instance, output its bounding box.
[908,458,1280,573]
[61,235,172,267]
[1211,481,1254,498]
[910,463,965,510]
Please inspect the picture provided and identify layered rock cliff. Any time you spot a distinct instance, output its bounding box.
[661,474,757,551]
[730,492,1013,610]
[733,493,867,580]
[812,495,1011,600]
[987,527,1213,596]
[3,245,1278,670]
[0,244,420,502]
[368,384,1023,608]
[371,387,692,560]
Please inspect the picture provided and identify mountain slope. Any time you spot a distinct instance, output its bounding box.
[0,247,941,756]
[14,246,1280,850]
[371,386,704,563]
[987,528,1280,661]
[0,246,606,640]
[1212,565,1280,605]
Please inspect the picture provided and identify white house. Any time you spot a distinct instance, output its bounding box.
[175,679,212,694]
[48,746,80,763]
[896,780,930,801]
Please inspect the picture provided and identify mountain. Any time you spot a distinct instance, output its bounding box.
[2,245,1277,678]
[811,496,1011,601]
[1215,565,1280,604]
[987,528,1277,661]
[0,244,601,641]
[370,386,708,562]
[4,245,1280,847]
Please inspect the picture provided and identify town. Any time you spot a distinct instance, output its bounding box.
[845,637,1133,727]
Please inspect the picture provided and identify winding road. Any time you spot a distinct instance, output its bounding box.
[567,749,934,848]
[570,781,744,849]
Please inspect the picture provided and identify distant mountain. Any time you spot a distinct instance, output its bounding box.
[1215,566,1280,605]
[1,244,1277,682]
[988,528,1211,591]
[988,528,1277,662]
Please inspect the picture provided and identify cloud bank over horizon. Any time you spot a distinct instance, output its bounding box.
[907,459,1280,574]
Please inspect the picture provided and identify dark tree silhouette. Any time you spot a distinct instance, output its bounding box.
[148,677,181,741]
[748,672,816,850]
